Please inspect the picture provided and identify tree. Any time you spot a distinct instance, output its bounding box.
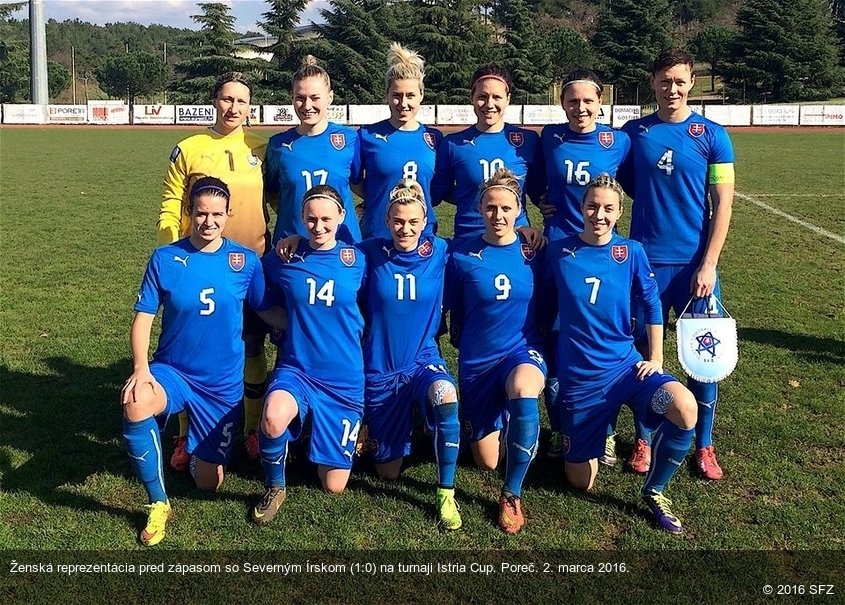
[0,2,28,103]
[47,61,70,99]
[259,0,309,102]
[690,25,737,91]
[540,25,594,83]
[592,0,673,103]
[96,51,171,119]
[724,0,843,101]
[174,2,265,103]
[492,0,550,103]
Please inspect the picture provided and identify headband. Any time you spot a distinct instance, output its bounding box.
[472,74,510,94]
[192,185,230,200]
[387,192,428,215]
[562,79,602,94]
[301,194,344,213]
[481,184,521,201]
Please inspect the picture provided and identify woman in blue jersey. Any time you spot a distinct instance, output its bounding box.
[252,185,367,526]
[538,68,632,465]
[357,43,443,239]
[357,179,462,530]
[445,168,546,535]
[264,56,363,244]
[121,177,273,546]
[545,174,698,533]
[431,65,544,243]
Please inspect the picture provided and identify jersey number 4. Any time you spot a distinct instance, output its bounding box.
[657,150,674,175]
[306,278,335,307]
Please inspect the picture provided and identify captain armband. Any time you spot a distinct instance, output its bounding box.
[708,163,735,185]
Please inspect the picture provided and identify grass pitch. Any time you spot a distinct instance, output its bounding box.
[1,128,843,568]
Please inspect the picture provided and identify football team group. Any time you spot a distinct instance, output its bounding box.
[119,44,735,546]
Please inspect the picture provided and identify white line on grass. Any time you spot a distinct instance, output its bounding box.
[746,193,842,198]
[736,192,845,245]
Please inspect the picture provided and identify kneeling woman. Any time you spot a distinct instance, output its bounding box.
[545,174,698,533]
[359,179,461,530]
[121,177,272,546]
[445,168,547,535]
[253,185,367,526]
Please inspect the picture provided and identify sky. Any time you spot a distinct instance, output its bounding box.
[1,0,327,32]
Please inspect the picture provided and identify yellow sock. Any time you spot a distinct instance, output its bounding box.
[244,354,267,436]
[178,411,189,438]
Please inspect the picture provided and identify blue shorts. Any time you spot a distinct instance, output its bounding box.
[460,345,547,442]
[560,366,678,463]
[365,359,455,463]
[633,263,722,342]
[267,366,364,469]
[151,363,240,466]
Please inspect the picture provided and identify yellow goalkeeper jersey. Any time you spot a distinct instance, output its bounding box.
[157,128,270,255]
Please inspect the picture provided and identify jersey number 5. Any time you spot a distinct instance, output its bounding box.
[199,288,216,315]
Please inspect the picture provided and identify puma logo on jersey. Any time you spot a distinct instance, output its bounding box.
[375,133,389,142]
[638,124,650,133]
[553,133,566,143]
[281,142,294,151]
[561,247,576,257]
[463,138,476,146]
[173,255,189,267]
[290,251,307,263]
[382,245,394,258]
[468,250,483,261]
[200,154,214,161]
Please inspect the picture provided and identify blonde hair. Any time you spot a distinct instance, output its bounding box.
[292,54,331,89]
[387,178,427,216]
[480,167,522,202]
[385,42,425,91]
[582,173,625,204]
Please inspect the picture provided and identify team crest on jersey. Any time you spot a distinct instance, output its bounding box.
[688,123,706,138]
[508,131,524,148]
[340,247,356,266]
[330,133,346,150]
[423,132,436,150]
[598,131,614,149]
[520,243,536,261]
[611,245,628,264]
[229,252,245,272]
[418,239,433,258]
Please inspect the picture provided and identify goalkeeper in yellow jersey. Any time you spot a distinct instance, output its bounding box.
[157,72,273,470]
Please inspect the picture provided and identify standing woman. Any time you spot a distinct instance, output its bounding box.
[620,48,736,480]
[124,178,271,546]
[539,68,631,463]
[431,65,544,243]
[265,56,363,245]
[252,186,367,526]
[357,43,443,239]
[157,72,271,469]
[359,179,462,530]
[445,168,546,535]
[545,175,698,533]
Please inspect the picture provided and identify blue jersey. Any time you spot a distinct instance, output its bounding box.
[358,120,442,239]
[541,124,631,239]
[262,240,367,389]
[265,122,363,243]
[359,236,447,376]
[135,238,266,403]
[621,112,734,264]
[431,124,544,239]
[545,234,661,389]
[446,233,543,375]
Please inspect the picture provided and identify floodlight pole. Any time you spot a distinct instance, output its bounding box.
[30,0,49,105]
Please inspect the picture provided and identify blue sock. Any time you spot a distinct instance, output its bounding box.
[634,411,653,446]
[432,402,460,489]
[259,429,289,489]
[123,416,167,503]
[642,420,694,494]
[503,397,539,498]
[543,377,561,433]
[690,379,718,449]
